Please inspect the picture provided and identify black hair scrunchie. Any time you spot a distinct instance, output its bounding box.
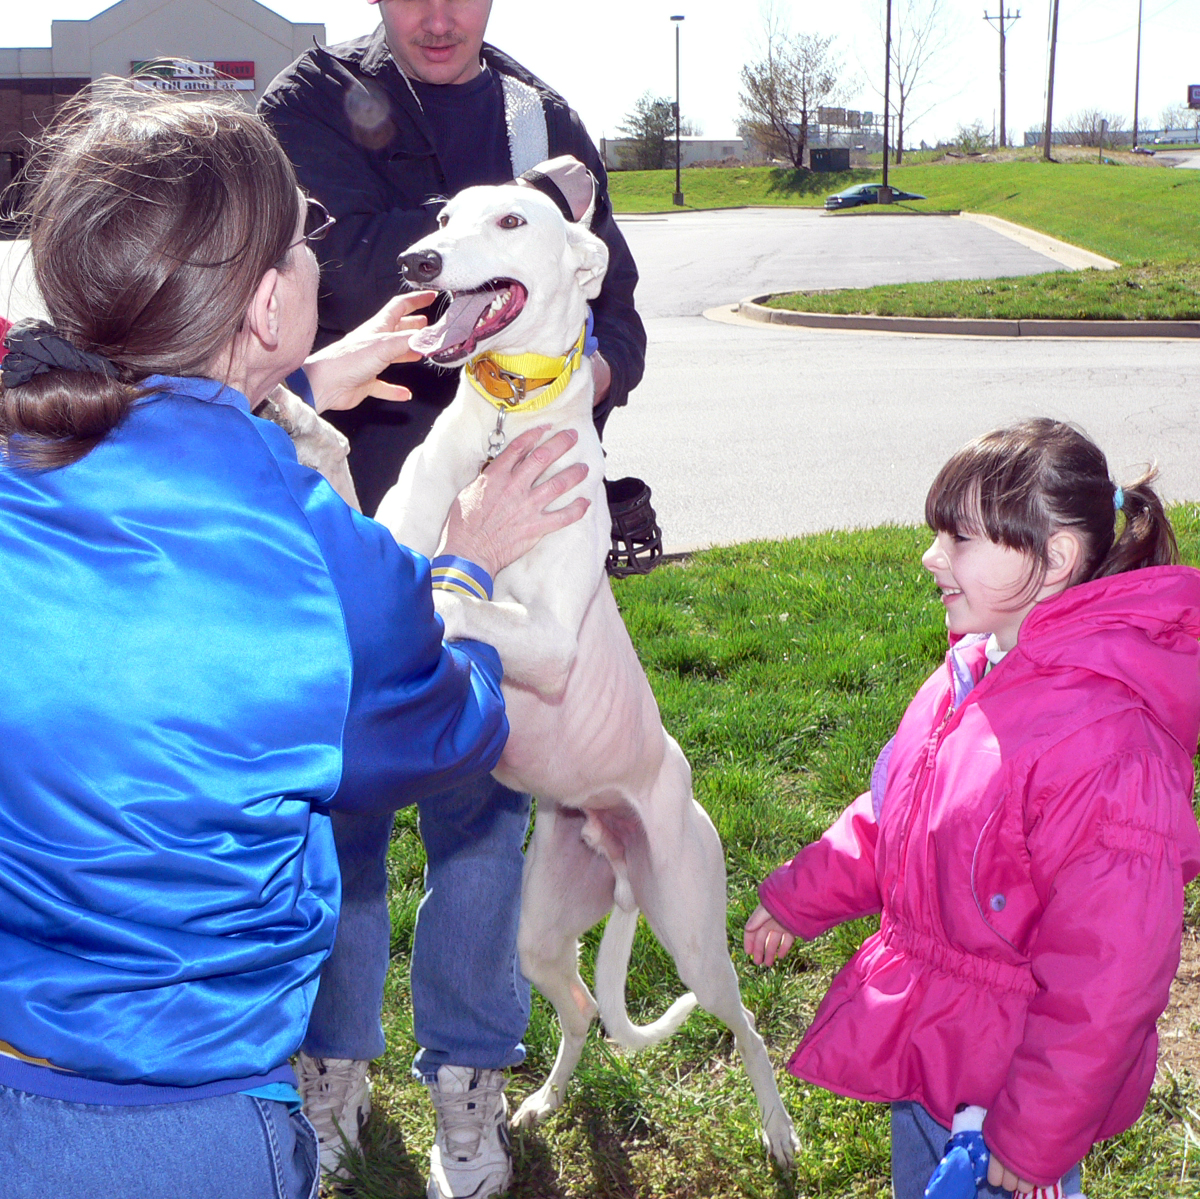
[1,319,119,390]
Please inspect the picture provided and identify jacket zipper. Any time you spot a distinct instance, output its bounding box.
[888,657,962,914]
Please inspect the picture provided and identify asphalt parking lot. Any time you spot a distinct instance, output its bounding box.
[618,207,1070,318]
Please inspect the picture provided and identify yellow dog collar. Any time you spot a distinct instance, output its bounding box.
[466,321,588,413]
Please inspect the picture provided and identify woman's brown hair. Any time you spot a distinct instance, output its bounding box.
[1,72,301,469]
[925,417,1178,589]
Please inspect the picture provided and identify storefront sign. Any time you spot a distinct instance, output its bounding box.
[1189,84,1200,109]
[131,61,255,91]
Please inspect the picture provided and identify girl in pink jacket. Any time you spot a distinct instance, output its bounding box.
[746,419,1200,1199]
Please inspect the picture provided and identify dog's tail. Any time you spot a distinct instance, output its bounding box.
[594,903,698,1050]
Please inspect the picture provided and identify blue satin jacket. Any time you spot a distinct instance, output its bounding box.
[0,376,507,1098]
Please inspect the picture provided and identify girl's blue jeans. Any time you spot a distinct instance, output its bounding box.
[0,1084,317,1199]
[302,774,532,1080]
[892,1101,1083,1199]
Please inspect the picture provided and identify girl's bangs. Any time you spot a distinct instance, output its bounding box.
[925,454,987,537]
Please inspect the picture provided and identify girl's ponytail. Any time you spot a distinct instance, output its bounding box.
[1093,469,1179,579]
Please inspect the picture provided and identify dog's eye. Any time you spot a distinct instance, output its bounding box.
[497,214,527,230]
[437,212,450,228]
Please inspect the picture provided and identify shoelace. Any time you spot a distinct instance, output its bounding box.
[296,1059,364,1138]
[432,1076,506,1159]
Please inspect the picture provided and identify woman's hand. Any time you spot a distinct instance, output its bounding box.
[301,291,436,413]
[744,904,796,967]
[437,426,590,580]
[985,1150,1035,1195]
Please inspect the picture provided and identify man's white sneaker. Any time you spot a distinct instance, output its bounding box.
[294,1052,371,1179]
[426,1066,513,1199]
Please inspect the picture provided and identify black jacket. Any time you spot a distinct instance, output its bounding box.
[260,29,646,425]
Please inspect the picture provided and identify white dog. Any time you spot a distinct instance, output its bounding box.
[375,173,796,1167]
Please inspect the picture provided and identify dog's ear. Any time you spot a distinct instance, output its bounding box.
[565,223,608,300]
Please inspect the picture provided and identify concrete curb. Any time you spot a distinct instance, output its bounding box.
[734,297,1200,339]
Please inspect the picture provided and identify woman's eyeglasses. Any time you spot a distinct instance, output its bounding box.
[291,197,336,249]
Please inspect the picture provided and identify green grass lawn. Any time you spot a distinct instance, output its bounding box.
[764,262,1200,321]
[332,507,1200,1199]
[608,161,1200,266]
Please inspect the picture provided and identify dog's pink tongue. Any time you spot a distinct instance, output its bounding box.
[410,291,496,355]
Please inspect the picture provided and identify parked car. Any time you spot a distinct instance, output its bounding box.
[824,182,926,210]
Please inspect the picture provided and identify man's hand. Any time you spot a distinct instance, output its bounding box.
[302,290,437,413]
[744,904,796,967]
[986,1150,1035,1194]
[591,351,611,409]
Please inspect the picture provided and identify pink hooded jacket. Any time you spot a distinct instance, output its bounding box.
[760,566,1200,1186]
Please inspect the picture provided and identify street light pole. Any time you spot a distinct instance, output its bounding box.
[671,15,684,206]
[881,0,893,201]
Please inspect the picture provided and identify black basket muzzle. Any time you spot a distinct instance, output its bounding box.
[604,476,663,578]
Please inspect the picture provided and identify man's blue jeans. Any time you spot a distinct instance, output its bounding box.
[0,1084,317,1199]
[302,774,532,1079]
[891,1101,1083,1199]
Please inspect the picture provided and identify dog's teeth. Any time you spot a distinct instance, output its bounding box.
[476,291,510,329]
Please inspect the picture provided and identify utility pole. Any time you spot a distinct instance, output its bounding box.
[1042,0,1060,161]
[984,7,1021,148]
[881,0,893,201]
[1132,0,1144,147]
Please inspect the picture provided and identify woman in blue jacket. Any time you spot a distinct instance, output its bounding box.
[0,78,587,1199]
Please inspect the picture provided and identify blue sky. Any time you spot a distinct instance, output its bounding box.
[6,0,1199,146]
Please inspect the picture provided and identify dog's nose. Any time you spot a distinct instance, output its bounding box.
[399,249,443,284]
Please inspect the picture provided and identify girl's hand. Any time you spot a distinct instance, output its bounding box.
[744,904,796,967]
[986,1150,1035,1195]
[438,425,590,579]
[302,290,437,412]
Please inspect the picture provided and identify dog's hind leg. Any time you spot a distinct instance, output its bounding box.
[630,741,798,1167]
[511,803,615,1129]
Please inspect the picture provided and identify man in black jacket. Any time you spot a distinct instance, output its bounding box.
[260,4,646,1198]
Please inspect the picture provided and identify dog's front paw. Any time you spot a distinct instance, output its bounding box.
[431,590,471,641]
[511,1083,564,1129]
[760,1104,799,1169]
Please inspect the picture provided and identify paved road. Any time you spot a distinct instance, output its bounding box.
[605,210,1200,553]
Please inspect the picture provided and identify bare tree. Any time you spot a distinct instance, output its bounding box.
[1159,103,1192,133]
[1065,109,1125,147]
[739,7,848,169]
[879,0,955,164]
[616,92,700,171]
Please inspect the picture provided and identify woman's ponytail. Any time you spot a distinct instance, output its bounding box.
[1,320,139,469]
[1092,468,1179,579]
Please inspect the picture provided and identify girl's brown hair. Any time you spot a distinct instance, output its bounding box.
[1,73,301,469]
[925,418,1178,590]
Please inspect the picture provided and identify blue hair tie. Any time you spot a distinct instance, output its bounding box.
[1113,486,1125,512]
